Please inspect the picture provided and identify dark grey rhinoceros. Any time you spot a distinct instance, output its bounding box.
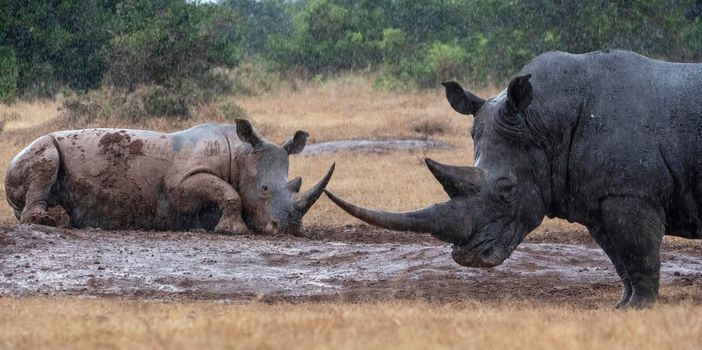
[326,49,702,308]
[5,119,334,235]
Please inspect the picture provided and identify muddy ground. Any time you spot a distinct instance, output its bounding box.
[1,224,701,307]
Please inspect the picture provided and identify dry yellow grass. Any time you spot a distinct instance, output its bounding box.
[0,99,60,131]
[1,297,701,350]
[233,75,476,143]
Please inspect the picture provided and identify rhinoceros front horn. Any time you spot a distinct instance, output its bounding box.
[293,163,335,215]
[324,190,448,238]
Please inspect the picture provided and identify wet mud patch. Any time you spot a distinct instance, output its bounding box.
[0,224,700,306]
[96,131,145,188]
[301,139,452,156]
[128,139,144,155]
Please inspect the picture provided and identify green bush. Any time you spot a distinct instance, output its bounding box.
[193,70,233,100]
[425,42,470,85]
[1,1,111,96]
[219,101,247,121]
[106,1,241,93]
[380,28,409,65]
[372,75,403,91]
[142,86,189,118]
[62,90,105,126]
[265,0,383,73]
[225,61,286,96]
[0,46,18,103]
[62,84,196,124]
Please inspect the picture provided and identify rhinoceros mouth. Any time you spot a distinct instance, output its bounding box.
[242,208,305,235]
[449,220,523,268]
[241,212,262,234]
[451,238,504,268]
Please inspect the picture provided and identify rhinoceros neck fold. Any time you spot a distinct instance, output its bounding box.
[221,131,234,184]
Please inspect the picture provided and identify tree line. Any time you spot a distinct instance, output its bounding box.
[1,0,701,103]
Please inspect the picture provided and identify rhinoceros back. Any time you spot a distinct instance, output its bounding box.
[50,128,179,229]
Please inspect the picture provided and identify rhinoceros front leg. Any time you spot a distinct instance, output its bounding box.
[168,173,248,235]
[600,197,665,309]
[588,226,633,308]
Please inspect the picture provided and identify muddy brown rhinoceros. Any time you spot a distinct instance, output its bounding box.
[326,49,702,308]
[5,119,334,235]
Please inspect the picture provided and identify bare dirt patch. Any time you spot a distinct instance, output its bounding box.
[1,224,700,307]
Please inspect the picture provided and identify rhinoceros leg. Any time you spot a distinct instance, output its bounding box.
[8,135,60,226]
[600,197,665,309]
[168,173,248,235]
[588,227,633,308]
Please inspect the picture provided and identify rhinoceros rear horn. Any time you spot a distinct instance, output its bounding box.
[441,81,485,116]
[425,158,484,198]
[287,177,302,193]
[294,163,335,215]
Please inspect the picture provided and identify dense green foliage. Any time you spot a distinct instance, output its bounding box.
[1,0,114,96]
[106,0,241,90]
[263,0,702,87]
[1,0,702,102]
[0,45,19,103]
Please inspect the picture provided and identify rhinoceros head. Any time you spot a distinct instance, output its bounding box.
[234,119,334,235]
[325,74,549,267]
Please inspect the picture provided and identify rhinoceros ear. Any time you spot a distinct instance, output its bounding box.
[283,130,309,155]
[441,81,485,116]
[235,119,262,148]
[506,74,533,114]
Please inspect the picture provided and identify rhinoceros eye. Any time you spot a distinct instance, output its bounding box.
[495,178,516,202]
[260,185,272,199]
[497,182,514,193]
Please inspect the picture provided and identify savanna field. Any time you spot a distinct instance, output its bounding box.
[1,77,702,349]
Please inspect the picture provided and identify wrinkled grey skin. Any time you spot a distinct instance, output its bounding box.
[5,119,334,235]
[326,49,702,308]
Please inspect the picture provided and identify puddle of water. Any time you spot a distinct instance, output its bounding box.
[1,225,699,299]
[301,139,452,156]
